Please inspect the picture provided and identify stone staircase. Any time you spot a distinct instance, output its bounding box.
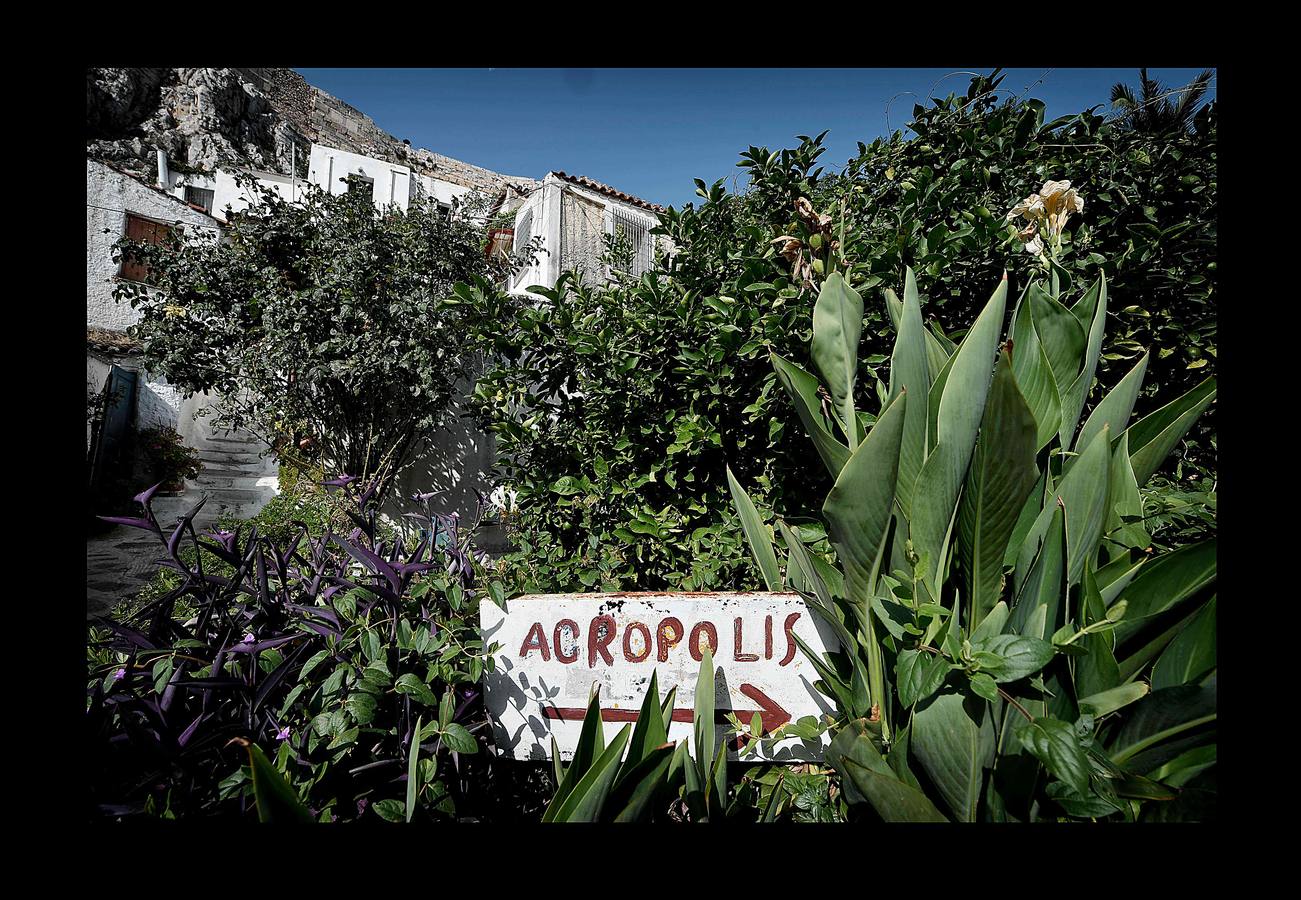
[155,421,280,530]
[88,419,279,619]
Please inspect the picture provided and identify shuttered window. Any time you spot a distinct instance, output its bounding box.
[514,208,533,253]
[610,208,654,278]
[118,213,173,284]
[184,186,215,214]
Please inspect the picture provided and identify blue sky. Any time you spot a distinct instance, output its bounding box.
[295,68,1216,210]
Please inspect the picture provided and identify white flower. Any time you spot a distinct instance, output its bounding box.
[489,485,518,516]
[1005,178,1085,261]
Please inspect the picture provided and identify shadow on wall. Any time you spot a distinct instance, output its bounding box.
[384,402,510,554]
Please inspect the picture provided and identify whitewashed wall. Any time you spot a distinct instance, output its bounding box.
[508,174,665,296]
[86,159,224,442]
[308,144,413,209]
[87,159,223,332]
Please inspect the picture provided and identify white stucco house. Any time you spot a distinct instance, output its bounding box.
[86,140,671,539]
[86,157,227,449]
[504,171,668,296]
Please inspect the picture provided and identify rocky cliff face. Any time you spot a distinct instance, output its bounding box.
[86,67,535,196]
[86,67,308,179]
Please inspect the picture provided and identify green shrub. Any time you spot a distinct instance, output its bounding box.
[730,251,1216,821]
[474,71,1215,595]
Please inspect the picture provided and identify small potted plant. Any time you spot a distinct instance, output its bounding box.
[138,426,202,495]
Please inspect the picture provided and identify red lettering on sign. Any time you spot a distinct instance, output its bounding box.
[589,614,616,668]
[623,621,652,663]
[519,622,551,661]
[780,612,800,666]
[733,617,759,662]
[657,617,683,662]
[554,619,580,664]
[765,615,773,660]
[689,621,719,662]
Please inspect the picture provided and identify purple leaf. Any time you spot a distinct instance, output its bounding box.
[321,475,359,488]
[97,515,161,534]
[134,482,165,506]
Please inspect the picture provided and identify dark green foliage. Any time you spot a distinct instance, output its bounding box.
[475,70,1215,594]
[138,426,202,490]
[87,482,508,822]
[114,177,538,498]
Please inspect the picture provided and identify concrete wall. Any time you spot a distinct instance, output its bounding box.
[308,143,414,209]
[509,174,664,296]
[87,159,223,332]
[87,159,222,446]
[164,167,305,218]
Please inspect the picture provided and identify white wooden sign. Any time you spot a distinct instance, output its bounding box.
[480,592,840,762]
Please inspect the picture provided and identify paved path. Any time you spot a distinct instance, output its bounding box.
[87,419,278,620]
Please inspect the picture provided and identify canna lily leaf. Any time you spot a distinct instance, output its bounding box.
[811,273,865,448]
[726,466,782,591]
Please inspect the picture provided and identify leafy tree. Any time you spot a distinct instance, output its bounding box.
[114,178,536,497]
[475,70,1216,595]
[1109,68,1215,135]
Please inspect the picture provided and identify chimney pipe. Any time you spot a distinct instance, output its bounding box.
[156,149,170,189]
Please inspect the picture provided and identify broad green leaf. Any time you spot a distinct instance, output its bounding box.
[1017,425,1113,588]
[622,669,668,771]
[1029,282,1086,401]
[1103,432,1150,558]
[1076,563,1121,697]
[551,725,632,822]
[1125,376,1217,487]
[911,688,995,822]
[770,351,850,478]
[897,649,950,708]
[887,268,933,517]
[1109,674,1217,767]
[811,273,864,448]
[726,466,782,591]
[609,744,676,822]
[1076,350,1148,453]
[1015,716,1091,796]
[826,718,948,822]
[406,715,422,822]
[394,673,438,707]
[1113,540,1217,647]
[1146,743,1216,788]
[542,688,606,822]
[246,742,313,824]
[1079,682,1150,718]
[1010,503,1066,639]
[1011,301,1063,450]
[911,276,1009,587]
[1058,274,1107,446]
[956,350,1039,628]
[440,724,477,754]
[1151,597,1216,690]
[970,600,1009,645]
[971,634,1056,683]
[693,646,715,784]
[823,391,907,603]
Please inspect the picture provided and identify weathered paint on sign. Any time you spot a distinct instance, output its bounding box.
[480,592,840,762]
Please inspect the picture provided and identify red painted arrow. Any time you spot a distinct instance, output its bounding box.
[541,683,791,736]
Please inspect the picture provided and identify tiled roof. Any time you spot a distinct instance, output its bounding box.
[92,157,228,225]
[551,171,665,214]
[87,327,141,355]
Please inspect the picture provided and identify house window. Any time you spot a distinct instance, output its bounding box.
[184,186,215,214]
[346,174,375,200]
[119,213,173,284]
[514,208,534,253]
[610,208,654,278]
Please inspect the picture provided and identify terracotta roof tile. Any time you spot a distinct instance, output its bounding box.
[93,157,228,225]
[551,171,665,214]
[87,327,141,355]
